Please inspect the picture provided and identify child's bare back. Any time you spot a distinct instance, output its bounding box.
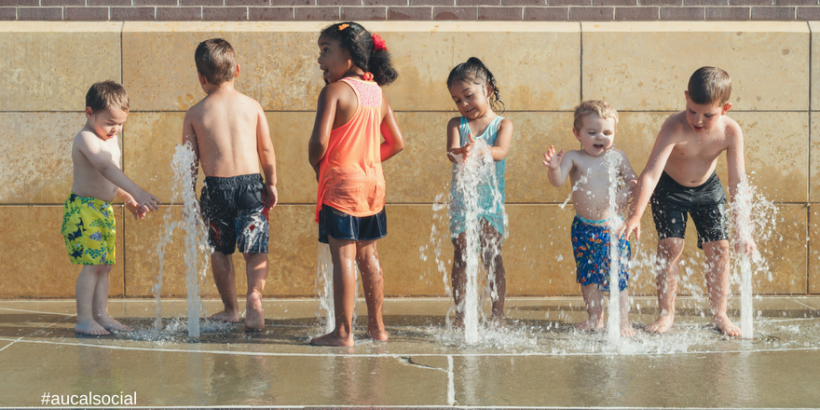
[184,89,266,178]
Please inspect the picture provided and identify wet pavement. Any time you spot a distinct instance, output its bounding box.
[1,296,819,408]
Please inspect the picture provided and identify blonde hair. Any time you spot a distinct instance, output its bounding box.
[573,100,619,130]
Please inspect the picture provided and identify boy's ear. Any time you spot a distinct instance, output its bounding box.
[235,63,241,78]
[721,102,732,114]
[572,127,581,140]
[84,107,94,119]
[197,71,207,86]
[684,90,690,102]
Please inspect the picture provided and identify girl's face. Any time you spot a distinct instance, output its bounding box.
[317,35,353,84]
[573,112,616,157]
[85,107,128,141]
[449,79,493,120]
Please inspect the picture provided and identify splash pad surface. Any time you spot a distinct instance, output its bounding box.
[1,297,819,408]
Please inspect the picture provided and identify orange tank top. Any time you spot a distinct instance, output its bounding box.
[315,77,386,221]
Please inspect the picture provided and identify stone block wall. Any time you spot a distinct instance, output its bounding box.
[0,21,816,298]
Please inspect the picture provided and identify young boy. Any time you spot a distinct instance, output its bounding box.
[618,67,757,337]
[182,38,278,331]
[544,100,637,337]
[63,81,160,335]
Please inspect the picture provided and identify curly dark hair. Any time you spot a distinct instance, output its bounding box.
[446,57,504,113]
[320,22,398,87]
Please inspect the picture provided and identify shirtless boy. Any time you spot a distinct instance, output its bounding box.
[619,67,757,337]
[63,81,160,335]
[544,100,637,337]
[182,38,278,331]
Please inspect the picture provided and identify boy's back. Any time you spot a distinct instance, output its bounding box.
[186,89,263,178]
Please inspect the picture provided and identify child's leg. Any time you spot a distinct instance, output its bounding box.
[355,239,388,341]
[703,240,741,336]
[90,264,130,331]
[451,232,467,328]
[619,289,635,337]
[75,265,109,335]
[310,237,357,347]
[210,252,240,323]
[646,237,685,333]
[243,252,268,330]
[576,284,604,331]
[480,221,506,327]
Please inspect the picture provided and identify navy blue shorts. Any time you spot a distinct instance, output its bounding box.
[318,205,387,244]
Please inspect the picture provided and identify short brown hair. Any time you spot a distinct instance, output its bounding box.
[573,100,619,130]
[86,81,129,114]
[195,38,237,86]
[687,66,732,106]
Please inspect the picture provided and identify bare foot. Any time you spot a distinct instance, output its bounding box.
[309,332,354,347]
[210,309,240,323]
[365,327,389,342]
[712,314,742,337]
[453,314,465,329]
[646,315,675,334]
[575,318,604,331]
[490,316,508,330]
[244,292,265,331]
[75,318,110,336]
[620,323,636,337]
[95,315,131,332]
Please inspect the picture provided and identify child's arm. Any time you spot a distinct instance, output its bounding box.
[309,86,339,180]
[543,145,573,187]
[618,121,678,240]
[726,123,757,256]
[76,132,159,212]
[446,117,467,163]
[489,118,512,162]
[181,112,200,195]
[255,106,278,209]
[117,188,146,220]
[379,95,404,162]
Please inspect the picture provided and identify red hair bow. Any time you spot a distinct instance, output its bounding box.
[372,33,387,52]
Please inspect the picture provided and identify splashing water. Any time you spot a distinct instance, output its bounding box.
[449,139,506,344]
[603,151,625,343]
[730,174,777,339]
[152,143,211,338]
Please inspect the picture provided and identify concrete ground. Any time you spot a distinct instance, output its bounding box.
[1,296,819,408]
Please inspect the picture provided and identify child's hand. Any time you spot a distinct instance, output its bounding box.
[132,189,161,213]
[263,184,278,210]
[543,145,565,170]
[734,235,758,258]
[618,215,641,242]
[120,191,147,220]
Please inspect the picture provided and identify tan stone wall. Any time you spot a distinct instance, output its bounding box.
[0,21,815,298]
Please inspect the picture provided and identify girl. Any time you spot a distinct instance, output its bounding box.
[446,58,513,329]
[308,22,404,347]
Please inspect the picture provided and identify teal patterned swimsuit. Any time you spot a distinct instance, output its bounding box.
[449,116,506,239]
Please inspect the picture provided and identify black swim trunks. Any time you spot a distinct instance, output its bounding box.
[650,171,728,249]
[200,173,270,254]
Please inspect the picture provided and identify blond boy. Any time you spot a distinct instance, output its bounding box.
[619,67,757,336]
[544,100,637,337]
[182,38,278,331]
[63,81,160,335]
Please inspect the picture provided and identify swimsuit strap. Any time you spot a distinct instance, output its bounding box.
[459,115,504,145]
[576,214,612,225]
